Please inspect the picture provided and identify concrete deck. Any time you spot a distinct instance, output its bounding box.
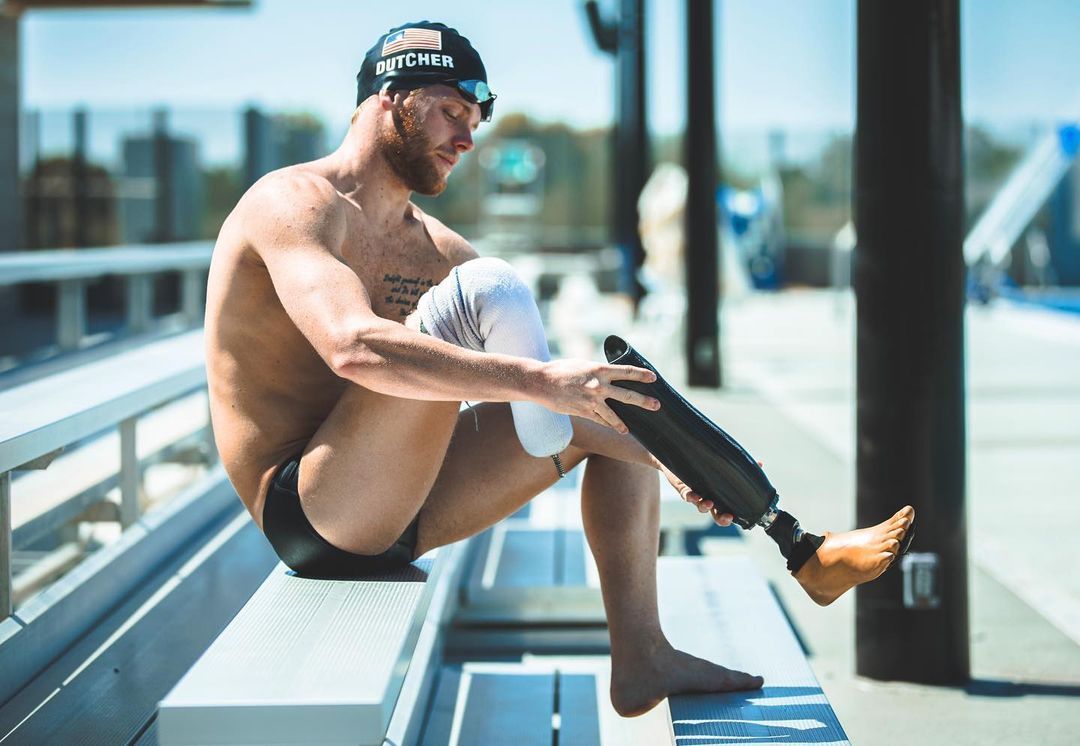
[670,289,1080,745]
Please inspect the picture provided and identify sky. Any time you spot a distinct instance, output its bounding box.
[17,0,1080,154]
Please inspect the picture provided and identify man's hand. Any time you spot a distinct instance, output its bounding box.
[658,463,735,527]
[536,359,660,433]
[664,459,765,528]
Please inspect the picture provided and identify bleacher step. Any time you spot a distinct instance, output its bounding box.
[658,556,850,745]
[456,524,603,625]
[415,659,674,746]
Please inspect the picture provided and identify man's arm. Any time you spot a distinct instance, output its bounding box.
[245,173,538,402]
[246,172,657,431]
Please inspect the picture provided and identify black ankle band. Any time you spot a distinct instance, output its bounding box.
[788,531,824,574]
[765,510,824,573]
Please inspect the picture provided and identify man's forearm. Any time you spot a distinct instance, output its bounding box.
[333,316,543,403]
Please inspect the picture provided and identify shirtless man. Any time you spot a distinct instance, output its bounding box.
[205,21,913,718]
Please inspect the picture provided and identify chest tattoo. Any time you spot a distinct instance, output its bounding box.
[382,273,436,317]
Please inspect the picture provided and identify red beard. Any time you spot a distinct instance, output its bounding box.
[376,99,449,196]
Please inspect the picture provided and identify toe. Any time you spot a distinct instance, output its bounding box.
[726,670,765,691]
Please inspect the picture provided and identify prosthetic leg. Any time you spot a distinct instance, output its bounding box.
[604,335,875,575]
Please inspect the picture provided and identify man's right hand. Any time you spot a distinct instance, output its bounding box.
[537,359,661,433]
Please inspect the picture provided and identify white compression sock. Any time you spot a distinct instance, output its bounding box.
[416,257,574,458]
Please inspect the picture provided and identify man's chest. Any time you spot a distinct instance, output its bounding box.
[344,236,453,322]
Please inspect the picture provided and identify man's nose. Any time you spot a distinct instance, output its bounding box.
[454,129,474,153]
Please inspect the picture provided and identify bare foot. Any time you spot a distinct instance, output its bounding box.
[610,642,763,718]
[794,505,915,606]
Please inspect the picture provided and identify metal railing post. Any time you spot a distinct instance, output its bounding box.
[119,417,140,527]
[57,279,86,350]
[1,471,12,618]
[181,269,203,326]
[126,274,153,333]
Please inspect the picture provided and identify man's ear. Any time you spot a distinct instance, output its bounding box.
[378,88,406,112]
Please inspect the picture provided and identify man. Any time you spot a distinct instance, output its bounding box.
[205,21,912,718]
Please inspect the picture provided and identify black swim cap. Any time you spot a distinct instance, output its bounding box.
[356,21,495,120]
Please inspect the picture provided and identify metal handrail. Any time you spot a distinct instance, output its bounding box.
[0,242,213,286]
[0,332,206,473]
[0,242,213,353]
[0,329,209,617]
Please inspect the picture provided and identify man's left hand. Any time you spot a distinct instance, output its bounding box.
[659,464,734,527]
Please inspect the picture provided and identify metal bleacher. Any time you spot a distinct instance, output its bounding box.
[0,245,850,745]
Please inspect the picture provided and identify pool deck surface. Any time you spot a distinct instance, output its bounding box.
[633,289,1080,745]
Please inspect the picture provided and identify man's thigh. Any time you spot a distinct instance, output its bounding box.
[413,402,589,556]
[297,381,460,554]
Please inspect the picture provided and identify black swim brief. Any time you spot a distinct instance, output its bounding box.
[261,453,419,578]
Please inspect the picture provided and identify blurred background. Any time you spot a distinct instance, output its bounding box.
[6,0,1080,364]
[1,2,1079,744]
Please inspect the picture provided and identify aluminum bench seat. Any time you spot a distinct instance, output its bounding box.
[157,542,467,746]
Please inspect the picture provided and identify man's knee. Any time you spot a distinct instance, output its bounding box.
[417,257,538,347]
[457,257,534,313]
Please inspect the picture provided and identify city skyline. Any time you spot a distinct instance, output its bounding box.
[20,0,1080,138]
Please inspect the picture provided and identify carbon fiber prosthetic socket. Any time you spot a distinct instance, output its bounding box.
[604,335,822,572]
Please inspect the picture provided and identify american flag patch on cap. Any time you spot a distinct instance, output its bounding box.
[382,28,443,56]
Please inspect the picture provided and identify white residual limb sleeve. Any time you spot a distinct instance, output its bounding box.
[416,257,574,457]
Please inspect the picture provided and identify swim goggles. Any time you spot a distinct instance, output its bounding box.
[385,77,497,121]
[452,79,497,122]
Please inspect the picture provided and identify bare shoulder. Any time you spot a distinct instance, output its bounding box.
[413,206,479,266]
[227,166,347,259]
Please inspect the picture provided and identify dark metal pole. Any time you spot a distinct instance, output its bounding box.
[243,105,270,190]
[854,0,968,684]
[583,0,649,304]
[615,0,648,304]
[0,15,21,252]
[25,109,40,249]
[685,0,721,387]
[153,108,174,243]
[72,108,88,247]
